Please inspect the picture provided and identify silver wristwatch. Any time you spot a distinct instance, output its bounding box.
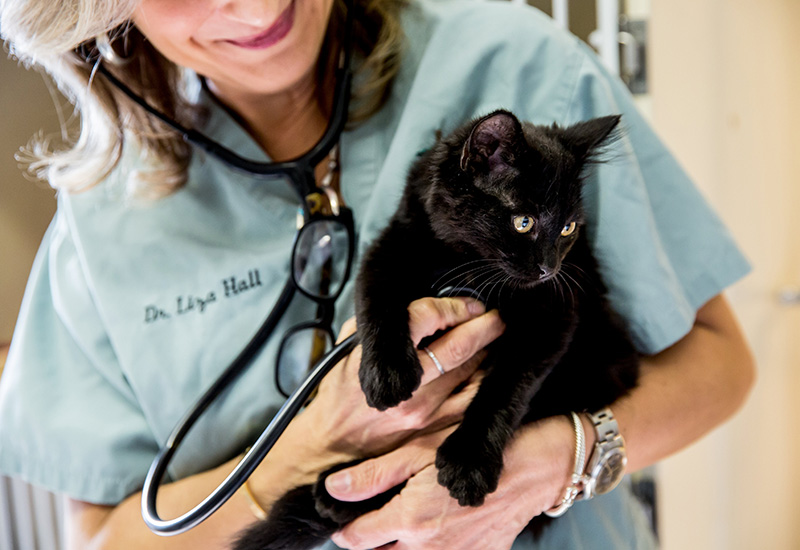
[582,407,627,500]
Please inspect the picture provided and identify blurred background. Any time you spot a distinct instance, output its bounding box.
[1,0,798,548]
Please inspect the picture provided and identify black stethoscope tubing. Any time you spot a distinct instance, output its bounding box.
[93,5,353,203]
[141,332,358,535]
[89,0,360,534]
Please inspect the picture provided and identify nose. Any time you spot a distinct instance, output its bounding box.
[220,0,283,26]
[539,264,555,278]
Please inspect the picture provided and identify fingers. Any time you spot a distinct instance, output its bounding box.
[325,428,452,502]
[331,499,404,550]
[408,297,486,344]
[344,297,488,346]
[416,309,504,386]
[422,367,486,430]
[336,317,358,343]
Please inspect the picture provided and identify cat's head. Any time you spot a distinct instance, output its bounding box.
[424,109,620,288]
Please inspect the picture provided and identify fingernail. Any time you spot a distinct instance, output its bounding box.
[325,471,351,495]
[467,300,485,315]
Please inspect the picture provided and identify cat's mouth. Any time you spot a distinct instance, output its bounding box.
[511,272,557,289]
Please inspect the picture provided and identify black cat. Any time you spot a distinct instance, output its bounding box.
[233,110,639,550]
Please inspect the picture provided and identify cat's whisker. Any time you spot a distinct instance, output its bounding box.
[441,265,501,299]
[434,263,503,296]
[464,263,505,283]
[494,276,513,302]
[496,274,512,300]
[471,269,499,295]
[430,259,500,291]
[560,267,585,296]
[474,269,506,302]
[556,270,577,308]
[562,262,590,291]
[548,274,564,305]
[486,271,508,300]
[508,278,519,299]
[560,273,571,306]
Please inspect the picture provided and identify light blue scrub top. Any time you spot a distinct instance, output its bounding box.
[0,1,749,548]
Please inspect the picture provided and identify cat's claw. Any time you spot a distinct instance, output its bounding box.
[435,432,503,507]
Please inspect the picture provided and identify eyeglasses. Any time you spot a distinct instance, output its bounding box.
[275,190,355,398]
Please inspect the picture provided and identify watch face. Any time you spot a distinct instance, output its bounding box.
[594,449,627,495]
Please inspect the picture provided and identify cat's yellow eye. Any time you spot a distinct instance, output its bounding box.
[561,221,577,237]
[513,215,534,233]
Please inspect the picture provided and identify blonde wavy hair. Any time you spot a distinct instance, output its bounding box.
[0,0,406,198]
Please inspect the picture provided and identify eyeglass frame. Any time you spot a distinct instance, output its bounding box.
[275,195,356,398]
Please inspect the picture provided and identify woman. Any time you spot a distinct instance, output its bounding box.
[0,0,754,548]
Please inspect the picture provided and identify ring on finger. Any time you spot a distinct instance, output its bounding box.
[423,346,446,376]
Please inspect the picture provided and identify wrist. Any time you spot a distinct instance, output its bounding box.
[500,416,579,518]
[245,409,354,514]
[545,407,627,517]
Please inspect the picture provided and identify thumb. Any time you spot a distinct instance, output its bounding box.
[325,431,446,501]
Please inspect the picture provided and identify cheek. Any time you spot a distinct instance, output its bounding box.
[133,0,204,42]
[291,0,336,60]
[132,0,209,69]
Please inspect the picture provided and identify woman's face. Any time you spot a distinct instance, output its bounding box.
[132,0,335,97]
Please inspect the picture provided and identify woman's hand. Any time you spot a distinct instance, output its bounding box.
[247,297,505,507]
[308,297,504,458]
[325,417,577,550]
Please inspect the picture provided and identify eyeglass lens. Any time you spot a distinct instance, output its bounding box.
[293,219,350,299]
[277,325,334,397]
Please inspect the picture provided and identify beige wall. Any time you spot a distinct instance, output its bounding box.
[650,1,800,549]
[0,55,58,345]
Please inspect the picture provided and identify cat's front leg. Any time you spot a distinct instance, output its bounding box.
[435,331,568,506]
[358,314,423,411]
[434,419,506,507]
[356,221,432,410]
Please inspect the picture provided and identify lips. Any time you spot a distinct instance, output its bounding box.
[225,1,295,50]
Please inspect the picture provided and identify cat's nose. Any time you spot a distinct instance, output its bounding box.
[539,264,554,278]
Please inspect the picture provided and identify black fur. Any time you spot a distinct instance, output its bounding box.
[232,110,639,550]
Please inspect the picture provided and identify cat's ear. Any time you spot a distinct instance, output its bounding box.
[460,110,522,175]
[560,115,621,159]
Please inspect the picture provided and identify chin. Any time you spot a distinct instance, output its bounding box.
[205,36,322,97]
[210,61,316,99]
[515,274,554,289]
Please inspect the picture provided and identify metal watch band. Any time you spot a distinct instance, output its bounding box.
[589,407,620,445]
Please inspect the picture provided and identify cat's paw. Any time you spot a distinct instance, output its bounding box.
[435,430,503,507]
[359,344,423,411]
[314,465,407,525]
[314,474,350,524]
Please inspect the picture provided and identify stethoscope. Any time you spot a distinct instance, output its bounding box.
[88,1,361,535]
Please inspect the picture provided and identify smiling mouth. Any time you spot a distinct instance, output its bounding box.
[225,1,295,50]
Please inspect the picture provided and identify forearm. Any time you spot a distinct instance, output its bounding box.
[326,295,755,550]
[587,294,755,473]
[66,455,257,550]
[66,411,346,550]
[507,295,755,519]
